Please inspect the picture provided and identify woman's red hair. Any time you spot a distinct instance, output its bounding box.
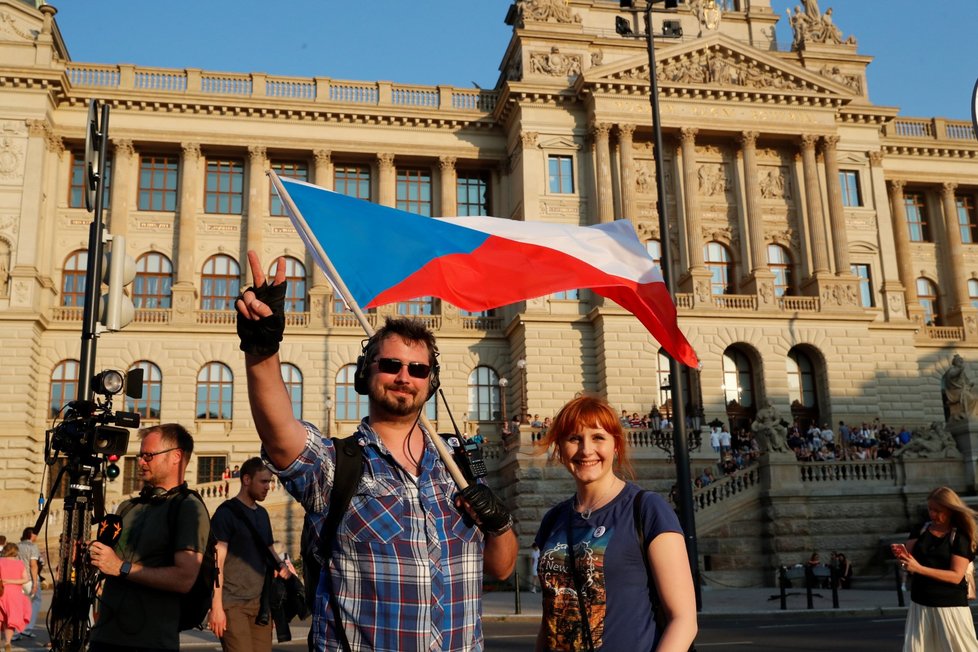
[537,395,634,479]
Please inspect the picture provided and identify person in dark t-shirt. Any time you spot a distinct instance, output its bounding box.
[892,486,978,651]
[533,395,696,651]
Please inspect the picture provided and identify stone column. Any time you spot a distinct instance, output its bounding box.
[618,124,637,221]
[313,149,333,190]
[378,153,395,207]
[888,179,924,324]
[591,122,614,224]
[868,152,907,320]
[172,142,201,323]
[108,139,134,237]
[739,131,776,306]
[801,135,831,276]
[245,146,267,282]
[680,128,704,271]
[439,155,457,217]
[821,136,851,275]
[940,182,967,312]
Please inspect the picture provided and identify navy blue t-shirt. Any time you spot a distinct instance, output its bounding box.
[533,482,683,651]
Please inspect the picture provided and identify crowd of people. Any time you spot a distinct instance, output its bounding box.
[788,419,914,462]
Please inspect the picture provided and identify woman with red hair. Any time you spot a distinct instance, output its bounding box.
[533,395,697,651]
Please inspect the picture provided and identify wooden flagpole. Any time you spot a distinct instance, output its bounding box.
[268,171,470,489]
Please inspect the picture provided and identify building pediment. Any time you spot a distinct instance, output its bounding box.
[583,33,853,106]
[0,3,40,43]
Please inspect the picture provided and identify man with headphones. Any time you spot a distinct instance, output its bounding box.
[236,251,518,652]
[88,424,210,652]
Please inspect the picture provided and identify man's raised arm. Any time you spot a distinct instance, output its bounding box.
[236,250,307,469]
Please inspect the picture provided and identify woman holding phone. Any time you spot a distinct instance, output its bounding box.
[532,395,697,651]
[891,486,978,651]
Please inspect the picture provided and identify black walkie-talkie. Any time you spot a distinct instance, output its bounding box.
[437,389,488,483]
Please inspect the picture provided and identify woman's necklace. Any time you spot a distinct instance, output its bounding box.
[576,478,622,520]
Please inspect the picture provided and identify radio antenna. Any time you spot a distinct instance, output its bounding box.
[437,388,465,438]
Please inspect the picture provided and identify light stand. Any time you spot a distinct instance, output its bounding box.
[617,0,718,610]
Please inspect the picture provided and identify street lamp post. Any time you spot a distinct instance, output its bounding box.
[517,358,528,424]
[325,396,334,437]
[617,0,720,610]
[498,377,509,437]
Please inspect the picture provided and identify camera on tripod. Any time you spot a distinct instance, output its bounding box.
[47,368,144,464]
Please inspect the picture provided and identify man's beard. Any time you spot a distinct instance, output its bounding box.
[370,381,425,418]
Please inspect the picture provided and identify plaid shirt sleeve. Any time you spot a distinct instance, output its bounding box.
[261,420,335,515]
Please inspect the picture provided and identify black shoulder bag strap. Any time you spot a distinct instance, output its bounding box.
[634,490,696,652]
[318,435,364,652]
[224,498,279,568]
[565,510,595,652]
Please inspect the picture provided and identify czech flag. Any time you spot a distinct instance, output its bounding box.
[272,174,698,367]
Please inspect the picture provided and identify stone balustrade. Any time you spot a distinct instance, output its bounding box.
[65,64,498,115]
[798,459,896,484]
[884,117,977,142]
[692,465,760,512]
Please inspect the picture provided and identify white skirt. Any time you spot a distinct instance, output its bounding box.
[904,602,978,652]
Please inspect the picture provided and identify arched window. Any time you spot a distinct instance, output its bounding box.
[786,350,816,409]
[704,242,732,296]
[468,366,500,421]
[336,364,368,421]
[657,350,672,417]
[126,360,162,420]
[196,362,233,420]
[969,279,978,310]
[722,348,754,408]
[50,360,80,418]
[201,255,240,310]
[646,239,662,269]
[61,250,88,307]
[916,277,941,326]
[271,257,307,313]
[133,252,173,309]
[768,244,793,297]
[281,363,303,420]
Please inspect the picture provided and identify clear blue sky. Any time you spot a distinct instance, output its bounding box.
[51,1,977,121]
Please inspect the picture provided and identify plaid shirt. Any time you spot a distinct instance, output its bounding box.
[268,420,486,651]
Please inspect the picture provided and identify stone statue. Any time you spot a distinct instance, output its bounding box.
[895,421,962,459]
[751,400,791,455]
[942,354,978,421]
[786,0,856,49]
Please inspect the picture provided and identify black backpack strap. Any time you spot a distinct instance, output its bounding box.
[634,490,669,638]
[319,435,364,652]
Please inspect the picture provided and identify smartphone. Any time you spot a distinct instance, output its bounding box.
[893,543,908,556]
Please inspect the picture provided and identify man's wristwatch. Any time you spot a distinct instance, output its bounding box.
[119,561,132,579]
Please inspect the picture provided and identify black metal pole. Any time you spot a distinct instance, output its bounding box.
[76,102,110,403]
[644,4,701,611]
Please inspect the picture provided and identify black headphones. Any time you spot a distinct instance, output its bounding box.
[136,482,186,504]
[354,339,440,400]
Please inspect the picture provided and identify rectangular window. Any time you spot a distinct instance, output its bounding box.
[905,192,930,242]
[205,158,244,214]
[334,164,371,200]
[396,168,432,216]
[123,456,142,494]
[70,153,112,209]
[196,455,227,484]
[850,263,874,307]
[457,172,490,216]
[138,155,179,211]
[396,297,436,315]
[270,160,309,216]
[957,195,977,245]
[839,170,861,207]
[551,290,580,300]
[548,155,574,194]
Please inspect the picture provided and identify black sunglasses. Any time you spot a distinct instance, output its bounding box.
[375,357,432,379]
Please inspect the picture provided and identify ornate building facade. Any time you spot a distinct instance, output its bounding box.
[1,0,977,539]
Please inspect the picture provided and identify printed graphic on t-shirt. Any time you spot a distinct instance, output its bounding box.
[539,522,615,650]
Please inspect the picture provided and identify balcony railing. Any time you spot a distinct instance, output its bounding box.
[923,325,965,341]
[460,316,503,331]
[884,117,976,142]
[196,310,236,325]
[712,294,757,310]
[799,459,896,484]
[65,63,498,115]
[778,296,820,312]
[134,308,171,324]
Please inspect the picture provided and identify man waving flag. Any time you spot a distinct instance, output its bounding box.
[271,174,698,367]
